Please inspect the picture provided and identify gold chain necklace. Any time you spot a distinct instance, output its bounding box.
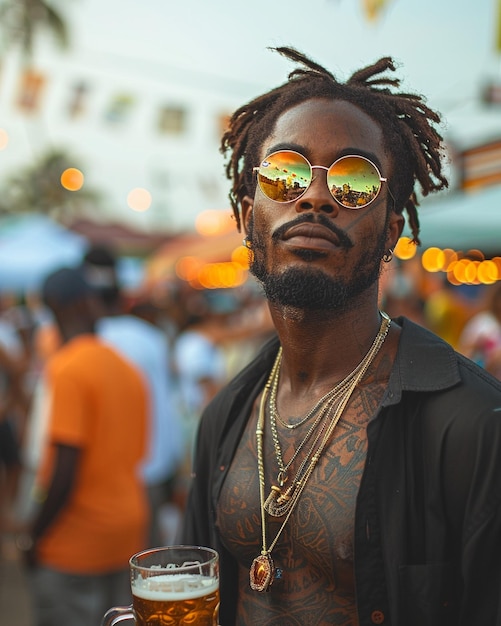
[271,359,334,430]
[267,355,329,492]
[269,346,370,431]
[265,312,392,517]
[266,375,359,517]
[249,312,391,592]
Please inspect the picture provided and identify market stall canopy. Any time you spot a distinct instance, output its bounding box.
[0,214,89,294]
[403,184,501,254]
[144,228,245,289]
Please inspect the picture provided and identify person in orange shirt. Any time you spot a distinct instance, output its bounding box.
[19,267,149,626]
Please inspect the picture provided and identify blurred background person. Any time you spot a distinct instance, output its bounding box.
[167,281,274,511]
[458,282,501,379]
[82,245,185,547]
[0,295,31,546]
[422,275,474,350]
[173,288,229,425]
[379,258,427,326]
[17,267,149,626]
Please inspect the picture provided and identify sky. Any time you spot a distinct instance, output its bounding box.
[1,0,500,232]
[69,0,499,117]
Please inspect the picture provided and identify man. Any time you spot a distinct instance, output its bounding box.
[180,47,501,626]
[81,245,185,547]
[0,307,28,533]
[20,267,149,626]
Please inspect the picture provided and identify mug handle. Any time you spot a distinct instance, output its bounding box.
[101,605,135,625]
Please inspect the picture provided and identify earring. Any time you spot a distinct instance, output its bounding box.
[382,248,394,263]
[242,236,252,249]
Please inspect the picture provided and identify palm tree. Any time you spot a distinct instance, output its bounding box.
[0,148,101,219]
[0,0,69,60]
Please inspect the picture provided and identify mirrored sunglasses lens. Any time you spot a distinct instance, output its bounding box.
[327,156,381,208]
[258,151,311,202]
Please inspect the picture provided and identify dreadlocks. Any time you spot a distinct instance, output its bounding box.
[221,47,448,245]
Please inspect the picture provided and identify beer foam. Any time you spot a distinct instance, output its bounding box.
[132,574,219,601]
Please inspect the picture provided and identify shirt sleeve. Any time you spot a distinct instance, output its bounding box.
[47,366,92,448]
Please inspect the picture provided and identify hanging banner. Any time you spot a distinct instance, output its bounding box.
[15,68,46,113]
[104,93,135,124]
[67,81,90,119]
[362,0,392,21]
[157,105,187,134]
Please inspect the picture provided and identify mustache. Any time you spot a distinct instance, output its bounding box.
[271,213,354,249]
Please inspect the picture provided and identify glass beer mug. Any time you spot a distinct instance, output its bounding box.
[101,545,219,626]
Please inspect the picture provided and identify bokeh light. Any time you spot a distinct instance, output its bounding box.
[196,262,246,289]
[394,236,417,260]
[195,209,234,236]
[451,258,470,283]
[127,187,152,212]
[441,248,459,271]
[60,167,84,191]
[0,128,9,150]
[477,260,498,284]
[231,245,251,269]
[421,247,445,272]
[466,248,485,261]
[175,256,203,282]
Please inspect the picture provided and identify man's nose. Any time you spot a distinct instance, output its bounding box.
[295,168,339,215]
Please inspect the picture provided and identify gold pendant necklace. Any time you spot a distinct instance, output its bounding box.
[264,312,392,517]
[249,312,391,592]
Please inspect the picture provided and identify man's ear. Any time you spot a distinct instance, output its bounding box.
[241,195,254,234]
[386,211,404,251]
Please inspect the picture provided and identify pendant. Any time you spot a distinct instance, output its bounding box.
[277,470,288,487]
[264,485,294,517]
[250,553,275,592]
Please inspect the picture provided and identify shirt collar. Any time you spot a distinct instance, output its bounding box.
[383,316,461,406]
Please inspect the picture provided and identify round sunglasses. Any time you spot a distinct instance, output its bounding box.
[253,150,388,209]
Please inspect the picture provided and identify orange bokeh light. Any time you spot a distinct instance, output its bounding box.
[127,187,152,212]
[231,246,251,269]
[175,256,203,282]
[60,167,84,191]
[477,260,499,284]
[394,236,417,260]
[195,210,234,236]
[421,247,445,272]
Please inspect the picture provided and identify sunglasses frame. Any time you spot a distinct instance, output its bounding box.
[253,149,388,210]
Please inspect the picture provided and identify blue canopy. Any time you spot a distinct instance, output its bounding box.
[0,214,89,294]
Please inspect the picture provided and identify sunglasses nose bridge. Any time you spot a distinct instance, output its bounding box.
[308,165,330,188]
[298,164,339,213]
[307,165,334,196]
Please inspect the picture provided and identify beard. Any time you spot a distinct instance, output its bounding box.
[248,214,388,312]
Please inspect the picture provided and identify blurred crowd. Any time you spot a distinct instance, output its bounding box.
[381,255,501,378]
[0,245,500,625]
[0,243,275,625]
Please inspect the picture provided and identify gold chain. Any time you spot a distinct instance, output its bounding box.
[265,312,391,516]
[251,312,391,590]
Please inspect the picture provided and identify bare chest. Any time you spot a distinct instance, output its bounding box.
[217,383,385,624]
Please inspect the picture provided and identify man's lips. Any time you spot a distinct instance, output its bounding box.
[282,223,341,249]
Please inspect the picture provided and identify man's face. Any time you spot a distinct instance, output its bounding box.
[242,98,403,313]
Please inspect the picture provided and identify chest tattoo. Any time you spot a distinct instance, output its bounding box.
[217,380,387,625]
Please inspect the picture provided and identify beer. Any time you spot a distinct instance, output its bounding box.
[100,546,219,626]
[132,573,220,626]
